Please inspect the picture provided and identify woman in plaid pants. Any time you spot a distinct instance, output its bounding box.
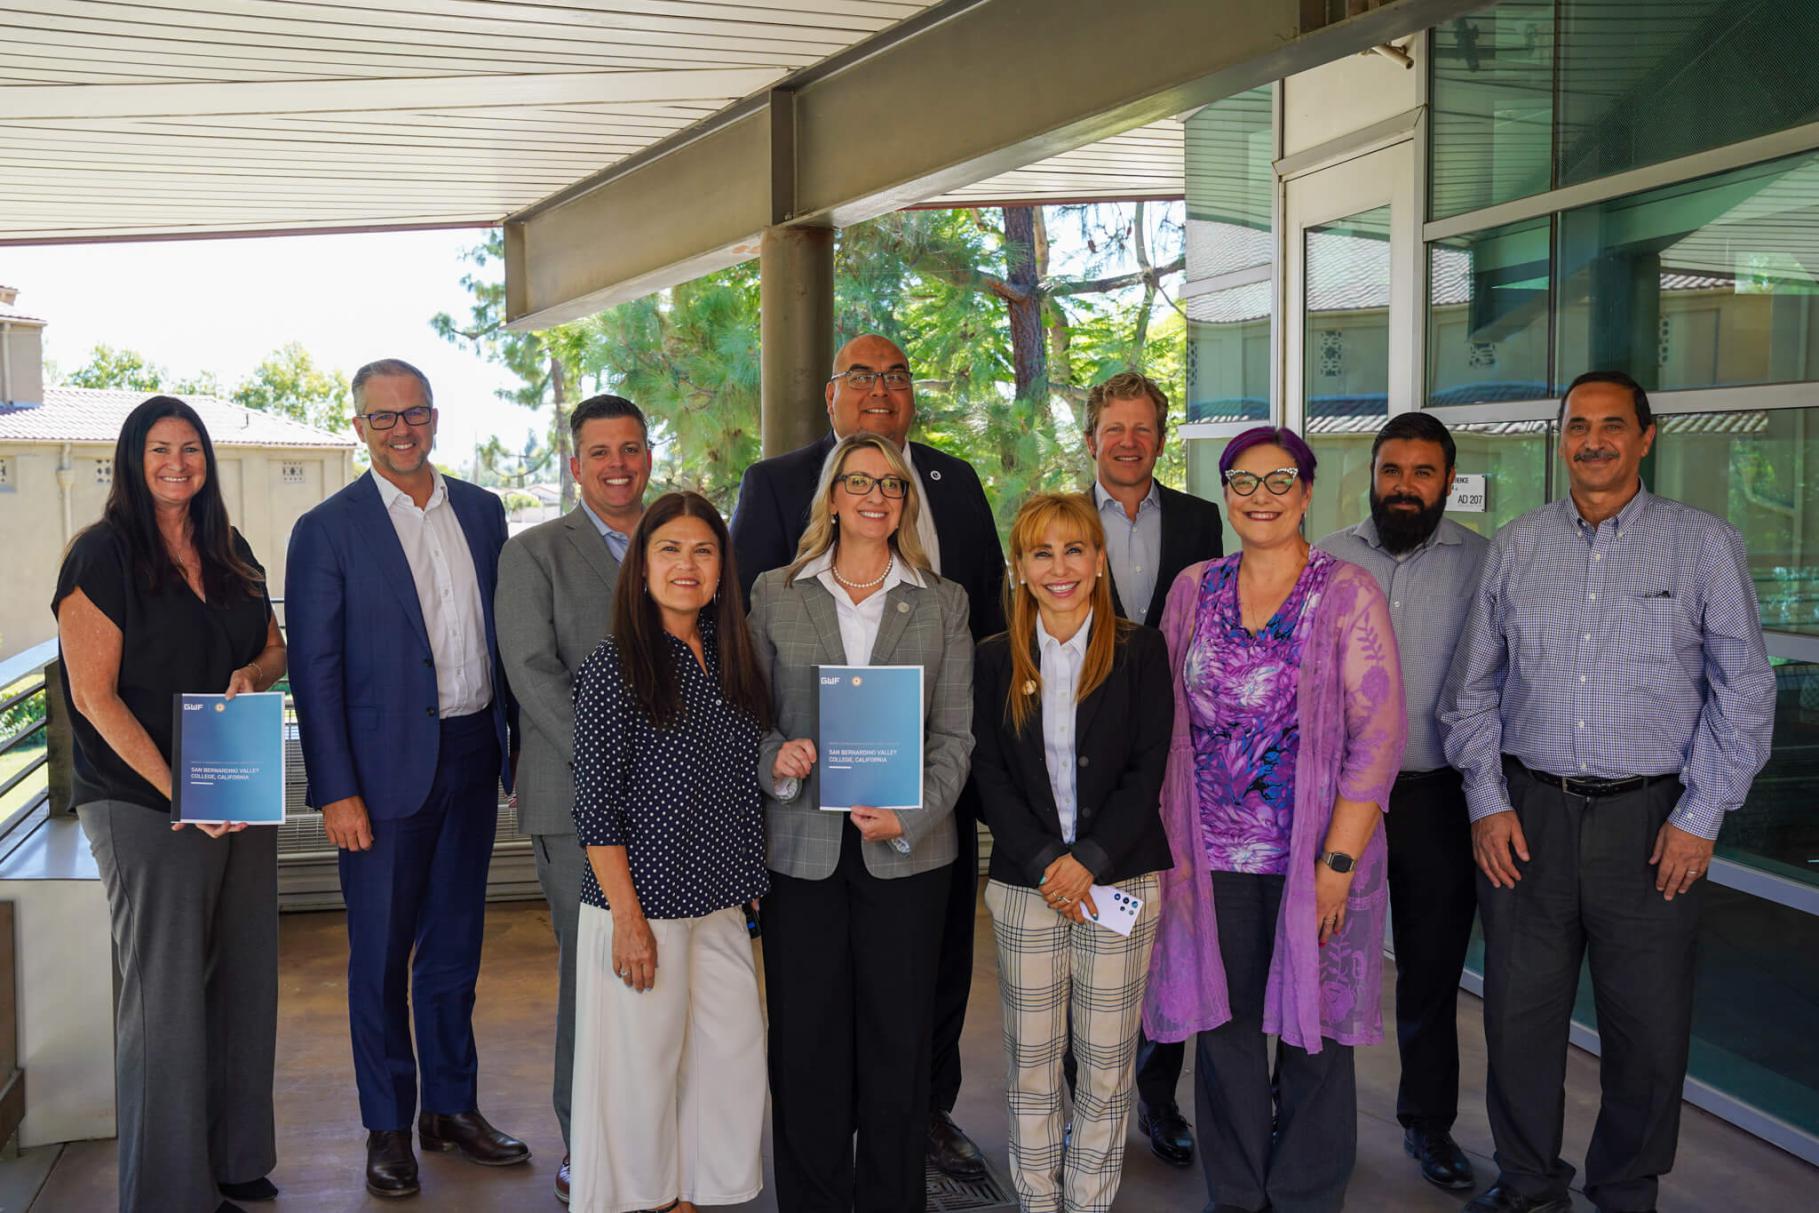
[971,492,1175,1212]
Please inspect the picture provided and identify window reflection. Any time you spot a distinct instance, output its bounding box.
[1428,218,1553,406]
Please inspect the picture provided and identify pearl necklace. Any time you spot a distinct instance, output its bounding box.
[832,552,893,591]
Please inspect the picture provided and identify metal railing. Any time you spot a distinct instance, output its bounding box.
[0,640,58,845]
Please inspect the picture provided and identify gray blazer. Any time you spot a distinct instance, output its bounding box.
[748,565,975,881]
[495,507,620,837]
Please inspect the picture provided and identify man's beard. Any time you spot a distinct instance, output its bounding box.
[1369,487,1446,555]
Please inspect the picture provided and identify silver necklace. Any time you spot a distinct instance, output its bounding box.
[832,551,893,590]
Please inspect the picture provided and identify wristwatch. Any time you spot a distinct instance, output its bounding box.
[1318,850,1356,874]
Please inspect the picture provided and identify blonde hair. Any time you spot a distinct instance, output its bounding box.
[1002,492,1125,733]
[785,432,932,583]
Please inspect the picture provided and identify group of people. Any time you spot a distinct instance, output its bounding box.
[51,333,1775,1213]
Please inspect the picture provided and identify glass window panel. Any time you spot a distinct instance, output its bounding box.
[1429,0,1555,220]
[1186,86,1273,278]
[1556,0,1819,190]
[1443,418,1553,537]
[1429,217,1554,405]
[1187,283,1271,423]
[1645,407,1819,635]
[1464,884,1819,1140]
[1556,151,1819,392]
[1305,205,1393,538]
[1721,658,1819,886]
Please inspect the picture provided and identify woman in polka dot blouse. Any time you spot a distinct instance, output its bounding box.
[567,491,774,1213]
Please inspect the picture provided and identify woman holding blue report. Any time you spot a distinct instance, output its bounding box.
[746,431,975,1212]
[52,395,287,1213]
[971,492,1174,1213]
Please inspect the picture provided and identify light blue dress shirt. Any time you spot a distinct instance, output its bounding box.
[1316,515,1487,771]
[1094,480,1162,625]
[577,498,632,564]
[1037,610,1094,845]
[1440,485,1776,839]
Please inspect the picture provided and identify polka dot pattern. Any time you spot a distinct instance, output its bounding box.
[570,618,769,919]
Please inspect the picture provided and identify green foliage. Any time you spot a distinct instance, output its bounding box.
[231,342,351,432]
[64,343,167,392]
[439,202,1188,535]
[56,341,354,436]
[501,489,541,514]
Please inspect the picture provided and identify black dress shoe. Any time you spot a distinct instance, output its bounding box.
[218,1176,279,1201]
[927,1110,988,1181]
[1404,1125,1474,1190]
[1137,1100,1195,1168]
[1464,1182,1573,1213]
[366,1129,421,1199]
[556,1153,571,1204]
[418,1109,532,1166]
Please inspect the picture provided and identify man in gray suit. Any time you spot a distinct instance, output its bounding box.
[495,394,651,1205]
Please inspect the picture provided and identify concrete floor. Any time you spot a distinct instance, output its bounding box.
[26,892,1817,1212]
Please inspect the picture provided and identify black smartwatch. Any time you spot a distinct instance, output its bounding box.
[1318,850,1356,874]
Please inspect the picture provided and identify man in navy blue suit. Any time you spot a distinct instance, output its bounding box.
[286,359,527,1200]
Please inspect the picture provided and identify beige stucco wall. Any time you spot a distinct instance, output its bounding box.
[0,441,356,661]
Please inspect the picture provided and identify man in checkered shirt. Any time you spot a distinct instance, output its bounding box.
[1440,370,1775,1213]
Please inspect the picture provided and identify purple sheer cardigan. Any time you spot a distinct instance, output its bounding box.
[1142,558,1407,1052]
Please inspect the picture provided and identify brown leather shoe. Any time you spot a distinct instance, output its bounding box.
[417,1110,531,1166]
[365,1129,420,1198]
[555,1153,571,1204]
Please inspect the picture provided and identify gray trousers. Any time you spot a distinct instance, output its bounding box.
[532,830,586,1151]
[78,801,278,1213]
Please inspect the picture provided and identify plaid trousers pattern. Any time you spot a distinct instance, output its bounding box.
[984,874,1161,1213]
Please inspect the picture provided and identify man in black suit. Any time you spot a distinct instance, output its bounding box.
[730,332,1004,1181]
[1079,370,1222,1167]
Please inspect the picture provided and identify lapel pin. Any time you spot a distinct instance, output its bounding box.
[898,601,911,613]
[929,468,942,480]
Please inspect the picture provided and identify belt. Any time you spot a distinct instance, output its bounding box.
[1512,759,1674,799]
[1395,766,1458,784]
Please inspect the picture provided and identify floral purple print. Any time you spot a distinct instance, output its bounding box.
[1185,551,1337,875]
[1142,559,1408,1052]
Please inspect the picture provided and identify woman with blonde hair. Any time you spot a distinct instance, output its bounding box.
[971,491,1174,1213]
[747,431,975,1212]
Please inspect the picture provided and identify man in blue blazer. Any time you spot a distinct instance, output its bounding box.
[286,359,527,1200]
[730,333,1005,1182]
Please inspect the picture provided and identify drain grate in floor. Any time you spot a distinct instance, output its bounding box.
[926,1160,1017,1211]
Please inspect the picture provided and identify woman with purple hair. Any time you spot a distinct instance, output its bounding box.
[1141,426,1407,1213]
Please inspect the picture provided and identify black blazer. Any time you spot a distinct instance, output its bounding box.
[730,430,1007,642]
[971,622,1174,889]
[1106,481,1225,627]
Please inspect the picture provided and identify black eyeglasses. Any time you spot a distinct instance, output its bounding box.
[1223,467,1300,496]
[836,472,909,499]
[361,405,433,430]
[828,369,914,391]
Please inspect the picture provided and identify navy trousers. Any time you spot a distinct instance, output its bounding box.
[340,710,501,1131]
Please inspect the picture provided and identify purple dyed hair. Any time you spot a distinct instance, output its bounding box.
[1218,425,1318,485]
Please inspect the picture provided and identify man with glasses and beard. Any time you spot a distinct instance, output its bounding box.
[1316,411,1486,1194]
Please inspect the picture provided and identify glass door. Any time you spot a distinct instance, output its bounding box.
[1283,143,1417,537]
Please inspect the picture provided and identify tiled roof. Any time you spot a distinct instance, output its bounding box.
[0,302,44,324]
[0,387,356,449]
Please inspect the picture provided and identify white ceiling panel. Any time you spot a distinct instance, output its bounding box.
[1,1,1183,246]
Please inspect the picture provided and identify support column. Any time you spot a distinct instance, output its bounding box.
[760,224,835,458]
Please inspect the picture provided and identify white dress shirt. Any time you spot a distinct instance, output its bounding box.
[1037,610,1093,844]
[901,445,943,576]
[796,545,927,666]
[371,468,492,717]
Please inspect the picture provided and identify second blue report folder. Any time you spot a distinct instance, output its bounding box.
[815,664,923,812]
[170,692,287,825]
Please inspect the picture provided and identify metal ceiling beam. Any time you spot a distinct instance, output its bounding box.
[505,0,1481,329]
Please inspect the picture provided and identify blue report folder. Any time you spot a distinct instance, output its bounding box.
[815,665,924,812]
[170,692,287,825]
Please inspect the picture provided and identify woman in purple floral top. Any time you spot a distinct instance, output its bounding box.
[1145,427,1406,1213]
